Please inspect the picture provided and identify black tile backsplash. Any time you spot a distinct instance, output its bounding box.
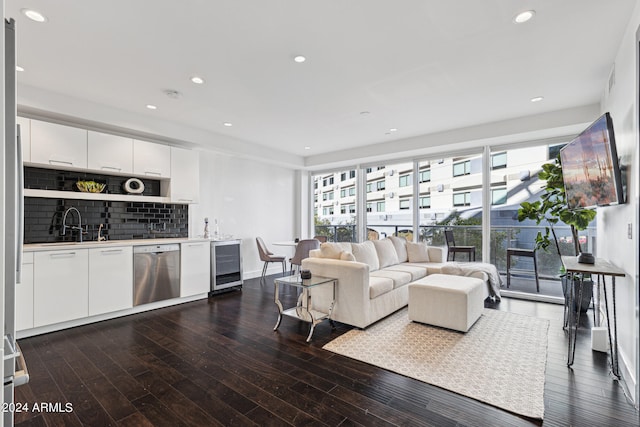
[24,168,188,243]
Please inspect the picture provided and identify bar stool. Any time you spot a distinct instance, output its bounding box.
[506,248,539,292]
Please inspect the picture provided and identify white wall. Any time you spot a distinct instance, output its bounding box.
[191,150,298,278]
[599,2,640,404]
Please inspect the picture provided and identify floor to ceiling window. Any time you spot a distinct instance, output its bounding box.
[312,169,358,241]
[417,152,484,261]
[363,162,414,241]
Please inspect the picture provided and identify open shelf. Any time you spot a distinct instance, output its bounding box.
[24,189,170,204]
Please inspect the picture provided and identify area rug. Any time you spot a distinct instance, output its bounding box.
[323,308,549,419]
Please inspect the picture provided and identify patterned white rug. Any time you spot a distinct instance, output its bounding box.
[323,308,549,419]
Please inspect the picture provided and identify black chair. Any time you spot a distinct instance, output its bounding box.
[506,247,539,292]
[256,237,286,279]
[444,229,475,261]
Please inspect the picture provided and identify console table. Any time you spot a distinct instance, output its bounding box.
[562,256,625,377]
[273,275,337,342]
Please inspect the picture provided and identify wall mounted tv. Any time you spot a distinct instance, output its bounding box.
[560,112,624,210]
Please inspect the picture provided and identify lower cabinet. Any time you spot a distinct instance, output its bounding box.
[180,241,210,297]
[89,246,133,316]
[16,252,34,331]
[34,249,89,327]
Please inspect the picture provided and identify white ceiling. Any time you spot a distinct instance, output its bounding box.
[6,1,637,163]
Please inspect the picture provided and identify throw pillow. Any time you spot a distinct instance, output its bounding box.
[339,251,356,261]
[319,242,344,259]
[406,242,430,262]
[351,241,380,271]
[389,236,408,263]
[373,239,399,268]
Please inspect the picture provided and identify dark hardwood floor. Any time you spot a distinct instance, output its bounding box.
[13,274,639,426]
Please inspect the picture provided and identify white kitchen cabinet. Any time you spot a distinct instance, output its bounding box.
[88,246,133,316]
[133,139,171,178]
[170,146,200,203]
[30,120,88,169]
[33,249,89,327]
[88,131,133,174]
[180,241,210,297]
[16,252,34,331]
[17,116,31,163]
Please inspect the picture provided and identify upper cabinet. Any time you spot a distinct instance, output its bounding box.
[88,131,133,174]
[170,146,200,203]
[133,140,171,178]
[30,120,88,169]
[17,116,31,163]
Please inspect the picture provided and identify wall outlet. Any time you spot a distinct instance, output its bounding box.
[628,223,633,239]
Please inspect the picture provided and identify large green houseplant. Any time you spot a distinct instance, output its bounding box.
[517,154,596,310]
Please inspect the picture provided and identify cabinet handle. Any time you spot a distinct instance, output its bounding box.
[144,171,162,176]
[178,198,193,203]
[100,249,123,254]
[185,243,204,247]
[49,159,73,166]
[101,166,122,171]
[49,252,76,258]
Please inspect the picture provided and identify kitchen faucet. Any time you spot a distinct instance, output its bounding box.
[61,207,84,242]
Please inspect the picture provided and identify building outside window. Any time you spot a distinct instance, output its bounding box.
[453,191,471,206]
[399,198,411,210]
[491,187,507,205]
[419,195,431,209]
[376,201,385,211]
[322,176,334,186]
[491,152,507,169]
[399,174,411,187]
[322,191,334,201]
[453,160,471,177]
[419,168,431,183]
[322,206,334,215]
[376,180,386,191]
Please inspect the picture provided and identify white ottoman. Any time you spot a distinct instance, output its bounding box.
[408,274,484,332]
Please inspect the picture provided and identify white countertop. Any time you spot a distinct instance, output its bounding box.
[23,237,213,252]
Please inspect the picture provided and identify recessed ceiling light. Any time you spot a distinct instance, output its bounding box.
[360,111,370,116]
[21,9,47,22]
[513,10,535,24]
[146,104,157,110]
[190,76,204,84]
[223,122,233,127]
[389,128,398,132]
[530,96,544,103]
[15,65,24,72]
[304,146,311,150]
[294,55,306,63]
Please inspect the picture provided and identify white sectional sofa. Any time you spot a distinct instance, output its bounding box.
[301,236,491,329]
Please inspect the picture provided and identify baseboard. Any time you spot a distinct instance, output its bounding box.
[618,347,638,407]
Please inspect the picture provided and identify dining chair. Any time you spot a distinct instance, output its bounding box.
[444,229,476,261]
[506,247,539,292]
[256,237,286,279]
[289,239,320,273]
[313,235,328,243]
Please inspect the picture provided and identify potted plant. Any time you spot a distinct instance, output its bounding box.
[517,155,596,312]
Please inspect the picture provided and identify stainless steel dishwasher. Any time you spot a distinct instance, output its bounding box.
[133,244,180,306]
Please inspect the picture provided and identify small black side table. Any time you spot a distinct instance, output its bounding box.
[561,256,625,378]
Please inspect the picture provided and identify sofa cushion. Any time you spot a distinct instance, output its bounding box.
[373,239,399,268]
[371,269,412,289]
[389,236,408,262]
[384,264,429,281]
[351,241,380,271]
[319,242,344,259]
[407,242,430,262]
[369,276,394,299]
[339,251,356,261]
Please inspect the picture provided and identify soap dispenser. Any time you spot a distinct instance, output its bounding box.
[204,217,210,239]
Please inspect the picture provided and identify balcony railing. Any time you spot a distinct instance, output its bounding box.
[313,223,597,280]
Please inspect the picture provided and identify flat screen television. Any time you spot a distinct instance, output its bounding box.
[560,112,624,210]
